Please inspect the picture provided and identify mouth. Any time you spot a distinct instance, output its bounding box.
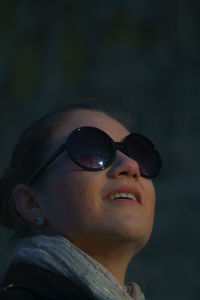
[103,186,142,206]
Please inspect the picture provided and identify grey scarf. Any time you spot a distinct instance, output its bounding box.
[8,234,145,300]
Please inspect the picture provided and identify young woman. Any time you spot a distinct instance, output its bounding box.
[0,99,161,299]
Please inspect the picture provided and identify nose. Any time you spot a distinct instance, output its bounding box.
[106,151,140,180]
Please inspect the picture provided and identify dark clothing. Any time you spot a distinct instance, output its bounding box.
[0,263,92,299]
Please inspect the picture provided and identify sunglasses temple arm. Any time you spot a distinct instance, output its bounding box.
[26,144,66,184]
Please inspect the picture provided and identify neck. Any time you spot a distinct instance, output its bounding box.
[71,237,142,288]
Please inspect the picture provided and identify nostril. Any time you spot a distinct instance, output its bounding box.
[118,170,129,176]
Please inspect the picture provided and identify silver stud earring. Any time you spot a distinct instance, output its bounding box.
[35,216,45,226]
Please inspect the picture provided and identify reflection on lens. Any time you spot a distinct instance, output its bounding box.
[78,153,105,169]
[67,127,114,170]
[98,160,104,167]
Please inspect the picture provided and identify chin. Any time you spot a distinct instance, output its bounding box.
[123,225,152,250]
[110,226,152,248]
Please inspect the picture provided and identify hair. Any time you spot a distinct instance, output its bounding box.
[0,98,132,240]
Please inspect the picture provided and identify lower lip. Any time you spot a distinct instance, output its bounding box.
[108,198,140,205]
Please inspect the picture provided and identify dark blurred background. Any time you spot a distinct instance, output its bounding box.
[0,1,199,299]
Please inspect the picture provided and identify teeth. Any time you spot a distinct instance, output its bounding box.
[108,192,137,201]
[127,193,137,201]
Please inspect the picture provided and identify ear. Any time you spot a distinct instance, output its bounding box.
[13,184,42,224]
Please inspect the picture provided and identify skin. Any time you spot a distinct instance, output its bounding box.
[14,109,156,288]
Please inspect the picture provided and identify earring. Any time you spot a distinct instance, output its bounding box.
[35,216,45,226]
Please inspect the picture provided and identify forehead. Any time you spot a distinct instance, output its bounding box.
[52,109,130,143]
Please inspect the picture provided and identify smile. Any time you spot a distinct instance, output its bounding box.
[104,186,142,205]
[107,192,137,201]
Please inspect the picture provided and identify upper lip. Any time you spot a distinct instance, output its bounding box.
[103,185,142,205]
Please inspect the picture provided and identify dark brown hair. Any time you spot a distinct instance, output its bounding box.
[0,98,132,240]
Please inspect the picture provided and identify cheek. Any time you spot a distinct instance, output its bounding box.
[45,172,99,225]
[142,179,156,221]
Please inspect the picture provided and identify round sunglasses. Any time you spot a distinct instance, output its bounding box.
[26,126,161,183]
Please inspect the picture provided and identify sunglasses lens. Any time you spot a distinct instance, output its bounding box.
[126,134,161,178]
[67,127,114,170]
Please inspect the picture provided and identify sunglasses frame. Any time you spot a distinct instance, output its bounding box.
[26,126,161,184]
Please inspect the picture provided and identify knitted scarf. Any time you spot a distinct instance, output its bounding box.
[8,234,145,300]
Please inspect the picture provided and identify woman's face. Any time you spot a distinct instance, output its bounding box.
[38,109,156,251]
